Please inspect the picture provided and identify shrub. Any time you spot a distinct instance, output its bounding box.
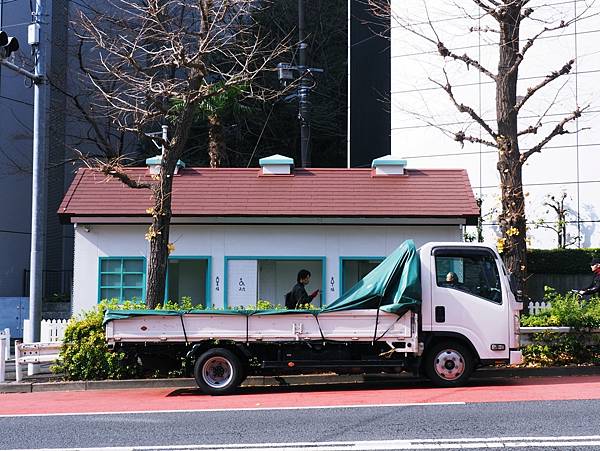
[520,288,600,366]
[53,298,199,381]
[156,296,195,311]
[520,287,600,328]
[522,333,600,366]
[52,300,143,380]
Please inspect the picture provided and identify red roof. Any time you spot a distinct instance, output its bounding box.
[58,167,480,224]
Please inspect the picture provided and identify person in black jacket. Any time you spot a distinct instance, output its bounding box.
[578,258,600,296]
[285,269,319,309]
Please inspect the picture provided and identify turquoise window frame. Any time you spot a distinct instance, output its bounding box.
[98,256,146,303]
[224,256,327,309]
[164,256,212,308]
[339,256,384,295]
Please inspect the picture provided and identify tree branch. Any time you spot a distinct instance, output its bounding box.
[514,59,574,112]
[517,77,570,137]
[520,106,586,162]
[471,0,500,19]
[76,150,153,189]
[430,69,498,140]
[507,3,594,77]
[454,131,497,148]
[435,41,497,81]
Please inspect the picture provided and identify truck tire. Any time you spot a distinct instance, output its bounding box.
[424,341,473,387]
[194,348,245,395]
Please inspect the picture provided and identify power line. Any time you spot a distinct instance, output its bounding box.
[0,228,30,235]
[0,94,33,107]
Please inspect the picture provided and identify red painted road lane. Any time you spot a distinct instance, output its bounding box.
[2,376,600,416]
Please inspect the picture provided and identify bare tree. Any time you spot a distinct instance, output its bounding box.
[74,0,291,308]
[536,191,580,249]
[368,0,594,297]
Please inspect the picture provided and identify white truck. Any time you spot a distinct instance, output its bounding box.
[105,241,523,394]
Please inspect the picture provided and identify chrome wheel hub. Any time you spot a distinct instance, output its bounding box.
[434,349,465,381]
[202,356,233,388]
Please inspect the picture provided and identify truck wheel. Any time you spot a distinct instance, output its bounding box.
[424,341,473,387]
[194,348,244,395]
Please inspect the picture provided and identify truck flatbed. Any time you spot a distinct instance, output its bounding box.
[106,309,417,348]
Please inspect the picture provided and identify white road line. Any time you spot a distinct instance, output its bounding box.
[5,436,600,451]
[0,401,465,418]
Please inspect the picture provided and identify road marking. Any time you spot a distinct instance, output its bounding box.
[0,401,465,418]
[5,436,600,450]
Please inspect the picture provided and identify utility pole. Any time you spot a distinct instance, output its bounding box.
[28,0,49,343]
[297,0,311,168]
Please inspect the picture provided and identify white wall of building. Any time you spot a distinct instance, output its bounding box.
[71,223,461,314]
[390,0,600,249]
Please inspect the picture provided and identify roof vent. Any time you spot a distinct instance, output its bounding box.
[146,155,186,175]
[371,155,407,176]
[259,154,294,175]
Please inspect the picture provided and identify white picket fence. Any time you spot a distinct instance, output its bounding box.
[527,301,551,315]
[40,319,69,342]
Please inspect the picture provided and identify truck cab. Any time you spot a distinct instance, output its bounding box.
[418,242,522,383]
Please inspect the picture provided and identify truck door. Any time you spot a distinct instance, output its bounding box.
[430,247,508,361]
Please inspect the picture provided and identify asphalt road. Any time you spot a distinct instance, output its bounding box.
[1,376,600,450]
[1,400,600,450]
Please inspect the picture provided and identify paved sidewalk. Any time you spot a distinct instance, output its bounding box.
[2,357,599,393]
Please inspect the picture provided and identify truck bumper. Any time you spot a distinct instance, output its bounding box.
[509,350,523,365]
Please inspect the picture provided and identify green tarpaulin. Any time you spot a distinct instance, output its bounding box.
[103,240,421,324]
[322,239,421,314]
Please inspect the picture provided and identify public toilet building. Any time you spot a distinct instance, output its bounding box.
[59,156,479,315]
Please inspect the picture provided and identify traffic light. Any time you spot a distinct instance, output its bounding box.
[0,31,19,59]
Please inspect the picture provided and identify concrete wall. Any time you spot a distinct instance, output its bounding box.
[71,223,462,314]
[390,0,600,249]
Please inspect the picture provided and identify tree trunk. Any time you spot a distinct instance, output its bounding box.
[208,114,229,168]
[144,92,200,308]
[145,169,174,308]
[496,5,527,299]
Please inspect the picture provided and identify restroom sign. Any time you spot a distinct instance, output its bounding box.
[227,260,257,308]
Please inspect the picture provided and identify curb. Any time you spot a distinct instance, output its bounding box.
[1,366,599,394]
[473,365,600,379]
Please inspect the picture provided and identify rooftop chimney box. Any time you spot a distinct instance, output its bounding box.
[146,155,186,175]
[259,154,294,175]
[371,155,407,176]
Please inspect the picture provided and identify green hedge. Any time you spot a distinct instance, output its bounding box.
[527,248,600,274]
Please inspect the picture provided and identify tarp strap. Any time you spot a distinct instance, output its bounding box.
[179,313,189,346]
[246,315,249,344]
[372,294,385,344]
[313,313,326,341]
[375,315,401,342]
[372,307,381,344]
